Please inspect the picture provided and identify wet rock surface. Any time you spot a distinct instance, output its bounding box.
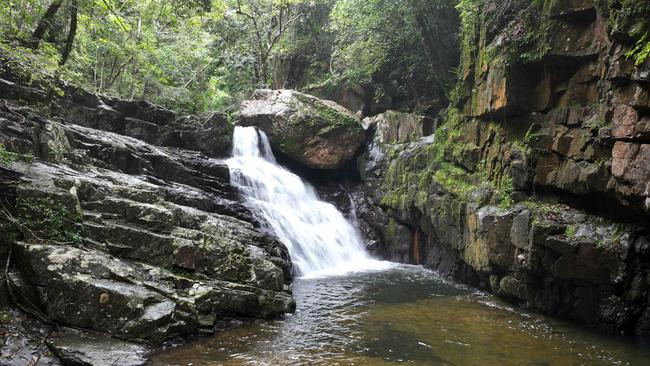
[362,110,435,144]
[0,83,295,363]
[357,130,650,334]
[237,89,365,171]
[0,309,61,366]
[47,328,150,366]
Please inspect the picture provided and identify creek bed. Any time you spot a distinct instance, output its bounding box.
[148,265,650,365]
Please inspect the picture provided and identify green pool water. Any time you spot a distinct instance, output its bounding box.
[148,265,650,366]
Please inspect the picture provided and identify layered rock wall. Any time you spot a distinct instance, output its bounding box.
[0,79,295,362]
[356,0,650,335]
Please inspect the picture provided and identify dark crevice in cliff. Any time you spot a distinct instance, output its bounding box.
[271,146,362,184]
[529,186,645,224]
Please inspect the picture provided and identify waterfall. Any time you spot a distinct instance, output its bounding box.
[227,126,389,277]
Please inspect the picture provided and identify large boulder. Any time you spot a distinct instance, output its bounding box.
[237,89,365,171]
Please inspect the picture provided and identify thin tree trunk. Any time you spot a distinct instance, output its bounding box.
[106,57,133,89]
[31,0,65,48]
[93,48,98,88]
[18,0,27,34]
[260,56,269,87]
[129,63,137,101]
[98,57,105,93]
[59,0,78,66]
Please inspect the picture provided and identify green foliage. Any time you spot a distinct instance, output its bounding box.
[626,33,650,66]
[1,0,462,114]
[607,0,650,40]
[329,0,459,103]
[458,0,552,67]
[0,143,33,166]
[565,224,578,238]
[0,311,11,323]
[205,0,319,106]
[497,175,515,208]
[0,40,62,95]
[329,0,392,81]
[433,162,476,199]
[17,197,83,244]
[0,144,20,166]
[276,1,335,87]
[67,0,227,113]
[1,0,229,113]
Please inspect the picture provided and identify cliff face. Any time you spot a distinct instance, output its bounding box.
[355,0,650,335]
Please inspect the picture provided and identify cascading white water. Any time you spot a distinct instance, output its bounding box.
[227,126,390,277]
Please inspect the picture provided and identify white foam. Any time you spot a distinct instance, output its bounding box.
[227,126,389,277]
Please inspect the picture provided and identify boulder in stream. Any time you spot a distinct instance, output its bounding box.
[237,89,365,171]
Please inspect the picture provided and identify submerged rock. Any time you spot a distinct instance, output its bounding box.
[237,89,365,171]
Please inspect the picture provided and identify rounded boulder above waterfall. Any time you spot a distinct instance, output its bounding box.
[237,89,365,171]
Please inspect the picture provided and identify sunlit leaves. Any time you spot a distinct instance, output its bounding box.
[626,33,650,66]
[330,0,414,82]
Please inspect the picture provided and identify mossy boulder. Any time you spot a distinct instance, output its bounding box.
[237,89,365,171]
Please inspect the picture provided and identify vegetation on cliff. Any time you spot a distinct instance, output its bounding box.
[358,0,650,336]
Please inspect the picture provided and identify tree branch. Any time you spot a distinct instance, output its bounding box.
[101,0,129,33]
[268,12,303,54]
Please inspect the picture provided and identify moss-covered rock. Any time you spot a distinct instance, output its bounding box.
[237,89,365,171]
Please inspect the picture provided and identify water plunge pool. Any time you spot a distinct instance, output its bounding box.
[148,265,650,366]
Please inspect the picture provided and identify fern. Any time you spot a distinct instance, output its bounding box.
[626,33,650,66]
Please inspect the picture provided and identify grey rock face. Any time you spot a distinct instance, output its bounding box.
[362,110,434,144]
[0,83,295,362]
[54,84,233,157]
[0,309,62,366]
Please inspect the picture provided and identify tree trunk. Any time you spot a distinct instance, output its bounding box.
[98,57,105,93]
[129,63,137,100]
[59,0,78,66]
[31,0,65,48]
[258,51,270,87]
[260,60,269,87]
